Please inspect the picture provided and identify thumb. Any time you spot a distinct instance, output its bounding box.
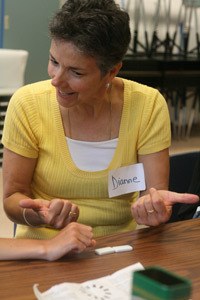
[19,198,43,211]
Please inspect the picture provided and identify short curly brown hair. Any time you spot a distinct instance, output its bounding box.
[49,0,130,75]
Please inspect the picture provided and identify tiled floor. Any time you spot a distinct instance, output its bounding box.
[0,126,199,238]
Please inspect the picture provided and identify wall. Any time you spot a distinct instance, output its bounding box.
[0,0,5,47]
[3,0,59,84]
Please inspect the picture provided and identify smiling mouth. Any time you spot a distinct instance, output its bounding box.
[58,90,75,96]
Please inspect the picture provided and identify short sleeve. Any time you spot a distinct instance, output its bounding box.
[137,90,171,155]
[2,85,40,158]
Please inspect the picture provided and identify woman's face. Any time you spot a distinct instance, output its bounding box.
[48,39,110,108]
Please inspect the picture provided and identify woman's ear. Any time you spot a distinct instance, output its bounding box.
[109,62,122,79]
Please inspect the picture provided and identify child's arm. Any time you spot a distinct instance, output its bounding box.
[0,222,96,261]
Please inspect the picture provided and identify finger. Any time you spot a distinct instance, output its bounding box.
[49,199,74,217]
[142,190,160,225]
[168,193,199,204]
[19,198,44,210]
[49,200,78,228]
[132,189,171,226]
[71,223,94,243]
[53,202,79,228]
[132,197,149,224]
[68,205,79,222]
[143,191,156,215]
[20,199,51,224]
[135,197,148,218]
[148,188,167,215]
[149,188,171,222]
[90,239,96,248]
[48,199,71,226]
[66,224,95,251]
[76,233,94,249]
[72,239,96,253]
[70,241,90,253]
[157,190,199,205]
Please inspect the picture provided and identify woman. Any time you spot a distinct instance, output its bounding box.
[2,0,198,240]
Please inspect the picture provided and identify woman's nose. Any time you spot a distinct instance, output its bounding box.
[51,70,66,87]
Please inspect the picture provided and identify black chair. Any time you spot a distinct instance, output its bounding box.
[168,151,200,222]
[169,151,200,193]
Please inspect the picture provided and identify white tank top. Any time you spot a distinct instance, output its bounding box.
[66,137,118,171]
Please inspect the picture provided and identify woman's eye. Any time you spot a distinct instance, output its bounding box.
[72,70,83,77]
[50,58,58,66]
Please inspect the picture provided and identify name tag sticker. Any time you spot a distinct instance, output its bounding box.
[108,163,146,198]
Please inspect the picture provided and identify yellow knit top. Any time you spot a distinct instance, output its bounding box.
[2,78,171,239]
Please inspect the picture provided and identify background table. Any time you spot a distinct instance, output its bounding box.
[118,55,200,139]
[118,55,200,88]
[0,218,199,300]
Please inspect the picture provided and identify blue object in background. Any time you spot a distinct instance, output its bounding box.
[0,0,5,48]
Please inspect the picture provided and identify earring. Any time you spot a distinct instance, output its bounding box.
[106,83,110,89]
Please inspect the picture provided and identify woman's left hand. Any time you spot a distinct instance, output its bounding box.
[19,198,79,229]
[131,188,199,226]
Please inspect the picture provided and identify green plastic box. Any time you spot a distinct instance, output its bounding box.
[132,266,192,300]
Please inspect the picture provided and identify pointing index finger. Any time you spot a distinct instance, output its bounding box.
[155,189,199,205]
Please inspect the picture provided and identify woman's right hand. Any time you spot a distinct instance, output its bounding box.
[131,188,199,226]
[19,198,79,229]
[43,222,96,261]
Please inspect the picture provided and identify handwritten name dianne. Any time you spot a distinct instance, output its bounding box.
[112,175,140,190]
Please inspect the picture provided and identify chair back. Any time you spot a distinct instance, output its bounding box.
[0,48,29,96]
[168,151,200,222]
[169,151,200,193]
